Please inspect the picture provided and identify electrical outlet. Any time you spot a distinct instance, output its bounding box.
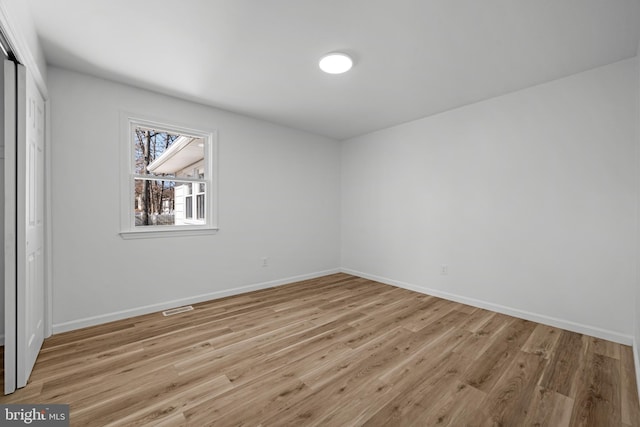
[262,257,269,267]
[441,265,448,275]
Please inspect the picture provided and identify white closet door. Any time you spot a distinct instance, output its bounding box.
[4,60,46,394]
[16,64,45,388]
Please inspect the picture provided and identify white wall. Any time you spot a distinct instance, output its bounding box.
[342,58,638,343]
[49,67,341,331]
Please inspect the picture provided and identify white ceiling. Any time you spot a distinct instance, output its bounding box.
[25,0,640,140]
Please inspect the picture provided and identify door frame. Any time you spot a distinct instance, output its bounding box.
[3,58,16,395]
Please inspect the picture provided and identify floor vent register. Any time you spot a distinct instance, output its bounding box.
[162,305,194,316]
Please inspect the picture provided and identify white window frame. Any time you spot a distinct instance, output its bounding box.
[119,113,218,239]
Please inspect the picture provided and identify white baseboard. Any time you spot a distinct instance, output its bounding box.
[341,268,634,345]
[52,268,340,334]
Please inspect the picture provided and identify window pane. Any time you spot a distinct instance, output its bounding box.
[134,126,205,179]
[134,179,176,226]
[185,196,193,219]
[196,194,205,219]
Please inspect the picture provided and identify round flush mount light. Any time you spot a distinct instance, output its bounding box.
[319,52,353,74]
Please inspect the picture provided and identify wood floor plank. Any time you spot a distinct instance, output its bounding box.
[458,308,497,333]
[401,297,458,332]
[224,333,353,388]
[378,318,471,386]
[299,326,412,391]
[363,350,470,426]
[418,380,486,427]
[463,318,537,392]
[0,273,637,427]
[523,386,574,427]
[590,336,621,360]
[263,328,425,425]
[480,350,548,426]
[340,297,439,348]
[570,353,622,426]
[87,373,233,427]
[540,331,590,399]
[621,345,640,425]
[309,379,395,426]
[173,320,315,376]
[521,323,562,359]
[453,312,512,360]
[183,371,306,425]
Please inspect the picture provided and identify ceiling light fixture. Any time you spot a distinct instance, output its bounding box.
[319,52,353,74]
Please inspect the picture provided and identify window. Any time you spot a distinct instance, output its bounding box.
[120,115,217,238]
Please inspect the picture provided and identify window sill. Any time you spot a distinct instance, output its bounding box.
[119,227,219,240]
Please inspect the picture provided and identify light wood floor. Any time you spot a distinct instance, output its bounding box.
[1,273,639,426]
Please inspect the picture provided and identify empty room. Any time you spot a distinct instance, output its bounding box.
[1,0,640,425]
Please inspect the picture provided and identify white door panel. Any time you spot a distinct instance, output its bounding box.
[16,65,45,388]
